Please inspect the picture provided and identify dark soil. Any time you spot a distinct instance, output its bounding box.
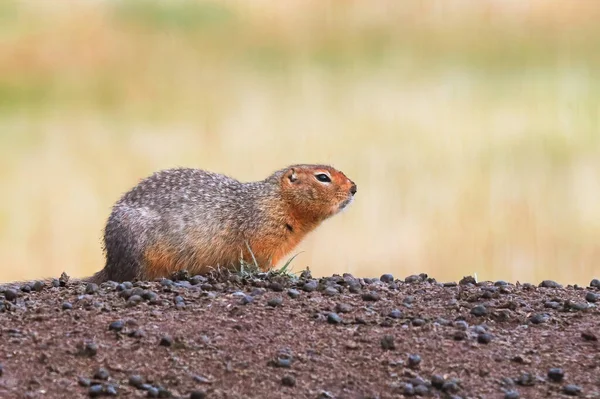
[0,271,599,399]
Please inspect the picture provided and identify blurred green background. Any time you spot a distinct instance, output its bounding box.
[1,1,599,285]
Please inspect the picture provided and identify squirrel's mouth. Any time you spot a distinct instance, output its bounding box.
[337,194,354,213]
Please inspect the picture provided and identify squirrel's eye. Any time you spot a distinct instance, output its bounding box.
[315,173,331,183]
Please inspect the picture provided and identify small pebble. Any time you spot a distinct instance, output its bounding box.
[323,287,338,297]
[411,318,426,327]
[300,268,312,280]
[78,377,91,387]
[544,301,561,309]
[590,278,600,288]
[160,279,173,287]
[287,289,300,299]
[273,357,292,368]
[539,280,562,288]
[361,291,380,301]
[160,336,173,347]
[82,342,98,357]
[477,333,493,344]
[190,276,206,286]
[240,295,253,305]
[547,368,564,382]
[562,385,582,396]
[20,284,31,293]
[495,280,508,286]
[250,288,265,296]
[504,391,519,399]
[62,302,73,310]
[142,291,158,301]
[459,276,477,285]
[405,275,421,283]
[147,387,159,398]
[380,274,394,283]
[585,292,598,303]
[581,330,597,341]
[174,295,185,304]
[200,284,214,292]
[499,286,511,294]
[129,329,146,339]
[32,281,44,292]
[109,320,124,332]
[470,305,487,317]
[529,313,549,324]
[380,335,395,350]
[474,325,487,334]
[119,289,133,300]
[407,354,421,368]
[192,375,211,384]
[127,295,143,307]
[335,303,352,313]
[442,380,460,393]
[388,309,403,319]
[431,375,445,389]
[455,320,469,330]
[410,376,427,387]
[4,289,17,301]
[515,373,535,386]
[85,283,99,295]
[414,385,429,396]
[302,281,317,292]
[269,282,284,292]
[88,385,104,397]
[327,313,342,324]
[402,383,415,396]
[129,375,144,388]
[267,297,283,307]
[189,391,206,399]
[281,375,296,387]
[105,385,118,396]
[564,301,588,311]
[348,284,361,293]
[94,367,110,380]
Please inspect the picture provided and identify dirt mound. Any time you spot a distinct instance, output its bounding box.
[0,271,598,399]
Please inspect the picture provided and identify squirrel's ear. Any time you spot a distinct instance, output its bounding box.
[284,167,298,183]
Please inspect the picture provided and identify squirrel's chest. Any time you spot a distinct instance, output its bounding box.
[248,224,309,267]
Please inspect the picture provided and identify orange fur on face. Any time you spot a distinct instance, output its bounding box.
[280,165,356,225]
[247,164,357,269]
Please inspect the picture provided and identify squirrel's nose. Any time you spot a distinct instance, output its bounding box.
[350,183,357,195]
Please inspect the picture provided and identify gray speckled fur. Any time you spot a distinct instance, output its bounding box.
[94,166,300,282]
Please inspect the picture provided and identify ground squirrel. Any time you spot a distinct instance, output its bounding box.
[85,164,357,283]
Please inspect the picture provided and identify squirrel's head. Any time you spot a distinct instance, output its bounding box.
[279,164,357,222]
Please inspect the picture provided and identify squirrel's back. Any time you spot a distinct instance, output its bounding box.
[90,164,356,283]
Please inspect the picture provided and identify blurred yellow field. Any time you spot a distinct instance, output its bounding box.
[1,1,599,285]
